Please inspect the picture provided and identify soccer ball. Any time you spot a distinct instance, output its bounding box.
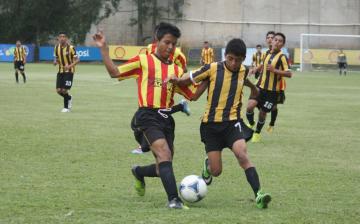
[179,175,207,203]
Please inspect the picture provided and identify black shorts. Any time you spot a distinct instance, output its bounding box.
[256,89,278,112]
[200,119,253,153]
[131,108,175,153]
[131,114,151,152]
[277,91,286,104]
[254,71,261,79]
[14,61,25,71]
[338,63,347,69]
[56,72,74,89]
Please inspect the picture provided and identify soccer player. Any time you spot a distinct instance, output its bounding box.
[13,40,27,83]
[337,49,347,76]
[169,38,272,209]
[53,32,79,113]
[251,44,263,79]
[200,41,214,65]
[246,33,292,142]
[131,23,191,155]
[93,22,196,209]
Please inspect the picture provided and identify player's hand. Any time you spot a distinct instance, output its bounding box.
[93,30,106,48]
[64,65,71,71]
[266,64,275,72]
[166,75,180,84]
[53,60,58,66]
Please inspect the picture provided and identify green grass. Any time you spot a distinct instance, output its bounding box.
[0,63,359,224]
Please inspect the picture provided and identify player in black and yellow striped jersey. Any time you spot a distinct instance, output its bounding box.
[201,41,214,65]
[252,44,264,79]
[246,32,292,142]
[53,32,79,113]
[169,39,272,209]
[13,40,27,83]
[337,49,347,75]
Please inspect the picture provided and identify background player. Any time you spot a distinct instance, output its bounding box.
[337,49,347,76]
[53,32,79,113]
[200,41,214,65]
[13,40,27,84]
[246,33,292,142]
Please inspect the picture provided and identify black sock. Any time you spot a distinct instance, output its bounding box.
[255,120,265,133]
[170,103,183,114]
[136,164,158,177]
[21,73,26,83]
[246,111,255,126]
[63,93,71,108]
[269,109,278,126]
[245,167,260,198]
[15,72,19,83]
[159,161,178,201]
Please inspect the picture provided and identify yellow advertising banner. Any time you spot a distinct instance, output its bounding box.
[294,48,360,65]
[109,45,147,60]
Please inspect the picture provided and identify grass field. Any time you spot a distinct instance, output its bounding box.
[0,63,359,224]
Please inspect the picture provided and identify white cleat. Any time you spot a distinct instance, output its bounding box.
[61,108,71,113]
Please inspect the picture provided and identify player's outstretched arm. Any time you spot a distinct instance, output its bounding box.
[191,80,208,101]
[244,78,259,98]
[93,31,120,78]
[167,73,192,86]
[266,64,292,78]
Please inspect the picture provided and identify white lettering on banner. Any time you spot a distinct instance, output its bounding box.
[77,50,90,57]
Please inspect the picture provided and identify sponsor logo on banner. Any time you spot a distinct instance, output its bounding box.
[109,45,147,60]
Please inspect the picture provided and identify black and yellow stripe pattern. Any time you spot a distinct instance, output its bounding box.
[191,62,248,122]
[14,47,26,62]
[54,44,77,73]
[257,50,289,92]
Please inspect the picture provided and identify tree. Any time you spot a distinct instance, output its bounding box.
[129,0,184,45]
[0,0,121,45]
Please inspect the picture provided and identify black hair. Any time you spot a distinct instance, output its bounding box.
[256,44,262,48]
[275,32,286,44]
[155,22,181,40]
[204,41,209,44]
[266,31,275,37]
[58,31,67,36]
[225,38,246,57]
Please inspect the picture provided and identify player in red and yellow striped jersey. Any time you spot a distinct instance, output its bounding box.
[94,22,197,209]
[13,40,27,83]
[201,41,214,65]
[246,32,292,142]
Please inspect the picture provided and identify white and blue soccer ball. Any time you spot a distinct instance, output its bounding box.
[179,175,207,203]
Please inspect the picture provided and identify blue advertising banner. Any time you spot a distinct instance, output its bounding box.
[0,44,35,62]
[40,46,101,61]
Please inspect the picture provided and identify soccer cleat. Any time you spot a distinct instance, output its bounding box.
[180,99,191,116]
[201,157,213,185]
[266,125,274,133]
[131,147,144,154]
[131,166,145,196]
[256,190,272,209]
[251,133,261,143]
[68,95,73,109]
[167,198,189,210]
[61,108,70,113]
